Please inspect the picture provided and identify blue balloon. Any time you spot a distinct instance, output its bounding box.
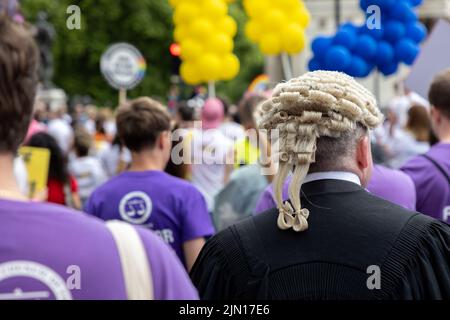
[407,0,423,7]
[379,62,398,76]
[395,39,420,65]
[325,46,352,72]
[390,2,417,23]
[312,37,333,61]
[405,22,427,43]
[345,56,371,78]
[383,21,406,43]
[308,58,323,72]
[359,25,384,40]
[333,28,358,49]
[354,34,378,60]
[375,41,394,67]
[340,22,358,34]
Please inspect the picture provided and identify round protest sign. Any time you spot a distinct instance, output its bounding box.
[100,43,147,90]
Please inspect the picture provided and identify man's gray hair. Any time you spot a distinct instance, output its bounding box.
[309,122,368,173]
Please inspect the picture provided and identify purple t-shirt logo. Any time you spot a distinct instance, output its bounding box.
[85,170,215,265]
[119,191,152,224]
[0,261,73,300]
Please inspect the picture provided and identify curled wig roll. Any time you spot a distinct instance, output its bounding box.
[259,71,384,232]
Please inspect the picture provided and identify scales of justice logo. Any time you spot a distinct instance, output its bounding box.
[119,191,153,224]
[0,261,72,300]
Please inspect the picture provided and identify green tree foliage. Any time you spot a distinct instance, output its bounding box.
[21,0,263,106]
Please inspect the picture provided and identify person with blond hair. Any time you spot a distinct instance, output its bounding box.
[191,71,450,300]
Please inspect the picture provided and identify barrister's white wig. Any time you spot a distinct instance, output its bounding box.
[259,71,384,232]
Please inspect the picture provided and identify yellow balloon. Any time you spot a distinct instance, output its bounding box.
[190,19,214,41]
[300,9,311,28]
[168,0,179,8]
[221,54,240,80]
[174,26,189,43]
[245,20,262,42]
[218,16,237,38]
[281,23,306,54]
[208,33,233,55]
[202,0,227,19]
[180,39,203,61]
[181,62,201,85]
[261,10,285,31]
[290,8,311,28]
[260,34,282,55]
[276,0,299,12]
[245,0,270,18]
[174,2,198,26]
[197,53,222,81]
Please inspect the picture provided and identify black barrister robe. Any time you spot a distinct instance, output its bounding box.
[191,179,450,300]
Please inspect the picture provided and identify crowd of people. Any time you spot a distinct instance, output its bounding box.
[0,13,449,300]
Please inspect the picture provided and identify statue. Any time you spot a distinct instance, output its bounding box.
[34,11,56,88]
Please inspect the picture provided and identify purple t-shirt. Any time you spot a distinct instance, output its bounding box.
[401,143,450,222]
[367,165,416,211]
[254,165,417,213]
[0,199,198,300]
[85,170,215,265]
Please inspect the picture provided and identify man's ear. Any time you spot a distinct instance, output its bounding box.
[430,106,440,125]
[356,135,371,170]
[158,131,171,150]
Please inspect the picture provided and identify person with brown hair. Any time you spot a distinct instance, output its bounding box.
[191,71,450,300]
[405,105,433,142]
[0,15,198,300]
[26,132,82,209]
[85,97,215,271]
[402,68,450,222]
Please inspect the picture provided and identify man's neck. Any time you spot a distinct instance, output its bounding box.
[304,171,362,186]
[0,153,25,200]
[128,151,166,172]
[437,125,450,143]
[439,131,450,143]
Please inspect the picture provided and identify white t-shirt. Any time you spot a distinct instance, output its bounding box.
[69,156,107,203]
[83,119,96,135]
[388,92,430,128]
[189,129,233,211]
[47,118,74,154]
[98,144,132,177]
[104,120,117,137]
[219,122,245,143]
[14,156,28,196]
[387,129,430,168]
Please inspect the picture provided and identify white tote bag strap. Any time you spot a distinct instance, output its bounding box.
[106,220,154,300]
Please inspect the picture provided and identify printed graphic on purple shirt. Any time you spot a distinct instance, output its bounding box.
[402,143,450,222]
[254,165,417,214]
[0,199,198,300]
[85,170,215,265]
